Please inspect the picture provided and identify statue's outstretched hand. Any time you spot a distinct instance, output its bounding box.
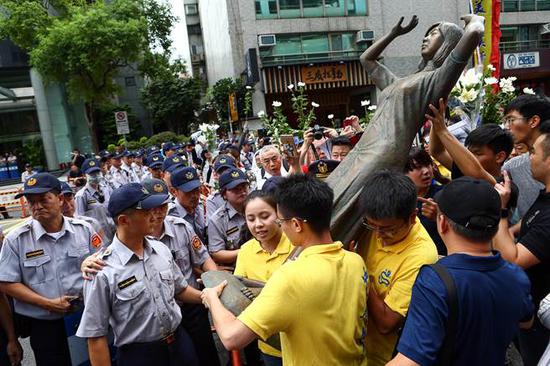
[460,14,485,27]
[391,15,419,36]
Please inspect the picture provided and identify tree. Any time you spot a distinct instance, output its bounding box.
[0,0,176,152]
[207,77,246,123]
[141,59,203,135]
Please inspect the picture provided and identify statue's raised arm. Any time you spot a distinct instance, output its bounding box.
[327,15,484,245]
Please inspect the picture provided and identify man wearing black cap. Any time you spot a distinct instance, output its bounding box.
[0,173,103,365]
[208,168,249,265]
[162,142,177,158]
[206,155,237,220]
[131,151,148,182]
[162,155,187,190]
[143,154,164,180]
[61,182,105,238]
[241,141,254,171]
[21,163,35,183]
[77,183,201,366]
[109,151,131,188]
[388,177,534,366]
[121,151,139,183]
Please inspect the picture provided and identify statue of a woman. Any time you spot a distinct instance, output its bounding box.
[327,15,485,244]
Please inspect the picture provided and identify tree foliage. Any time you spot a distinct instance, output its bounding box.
[207,78,245,122]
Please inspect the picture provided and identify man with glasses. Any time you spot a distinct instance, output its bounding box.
[256,146,288,189]
[201,174,368,366]
[357,170,438,366]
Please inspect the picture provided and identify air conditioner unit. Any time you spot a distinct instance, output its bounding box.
[258,35,276,47]
[541,23,550,35]
[356,30,375,43]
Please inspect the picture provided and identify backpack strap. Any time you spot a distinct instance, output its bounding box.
[429,263,458,366]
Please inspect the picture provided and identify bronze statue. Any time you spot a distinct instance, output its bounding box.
[327,14,485,245]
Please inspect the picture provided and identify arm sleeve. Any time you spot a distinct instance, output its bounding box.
[184,224,210,267]
[76,274,111,338]
[396,267,448,366]
[238,268,295,340]
[519,214,550,264]
[367,61,398,91]
[0,238,22,283]
[538,292,550,329]
[207,217,226,253]
[431,50,469,100]
[172,256,189,293]
[74,194,87,217]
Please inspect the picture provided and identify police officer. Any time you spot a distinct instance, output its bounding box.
[60,182,105,239]
[131,150,148,182]
[143,179,220,366]
[143,153,164,181]
[75,158,116,241]
[168,167,207,244]
[109,151,131,188]
[76,183,201,366]
[0,173,103,365]
[163,155,187,190]
[307,159,340,181]
[121,151,139,183]
[162,142,177,158]
[206,155,237,220]
[208,168,250,266]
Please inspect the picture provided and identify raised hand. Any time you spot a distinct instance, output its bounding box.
[391,15,419,36]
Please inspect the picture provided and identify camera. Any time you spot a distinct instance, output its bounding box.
[312,125,325,140]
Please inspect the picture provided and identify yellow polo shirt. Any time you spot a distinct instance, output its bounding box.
[238,242,368,366]
[360,221,438,366]
[234,233,293,357]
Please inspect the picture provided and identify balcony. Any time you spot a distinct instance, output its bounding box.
[502,0,550,11]
[261,50,363,67]
[500,39,550,52]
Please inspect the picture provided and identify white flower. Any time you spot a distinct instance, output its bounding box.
[484,77,498,85]
[198,123,209,133]
[368,105,377,111]
[257,110,266,118]
[272,101,282,108]
[487,64,496,72]
[499,78,516,94]
[297,81,305,87]
[458,88,479,104]
[246,85,252,90]
[361,100,370,107]
[328,114,334,119]
[287,84,294,90]
[311,102,319,108]
[523,87,535,95]
[197,135,207,145]
[509,76,517,82]
[460,68,481,88]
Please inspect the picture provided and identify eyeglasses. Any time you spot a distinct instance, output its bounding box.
[502,116,527,127]
[275,216,308,225]
[362,218,408,237]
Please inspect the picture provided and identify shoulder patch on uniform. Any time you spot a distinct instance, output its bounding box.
[25,249,45,259]
[226,227,239,235]
[118,276,137,290]
[192,235,202,250]
[91,233,102,249]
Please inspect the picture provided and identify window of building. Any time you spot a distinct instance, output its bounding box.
[500,24,550,52]
[185,4,198,15]
[125,77,136,87]
[502,0,550,11]
[255,0,368,19]
[188,24,202,35]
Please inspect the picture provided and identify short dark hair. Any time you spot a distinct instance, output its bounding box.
[244,190,277,211]
[540,133,550,160]
[404,147,433,172]
[331,136,352,149]
[275,174,333,233]
[504,94,550,122]
[446,217,498,243]
[360,169,417,221]
[465,124,513,158]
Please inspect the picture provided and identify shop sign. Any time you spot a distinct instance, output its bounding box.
[503,52,540,70]
[301,64,347,84]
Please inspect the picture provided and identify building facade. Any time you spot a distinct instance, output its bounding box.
[199,0,469,126]
[499,0,550,94]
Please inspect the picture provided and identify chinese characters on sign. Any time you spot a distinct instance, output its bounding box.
[301,64,348,84]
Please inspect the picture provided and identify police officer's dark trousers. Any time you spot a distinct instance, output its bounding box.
[25,316,71,366]
[180,303,221,366]
[116,325,199,366]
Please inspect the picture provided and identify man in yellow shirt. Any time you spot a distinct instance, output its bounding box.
[202,174,368,366]
[358,170,438,366]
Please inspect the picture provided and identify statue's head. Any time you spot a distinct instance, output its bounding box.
[418,22,464,71]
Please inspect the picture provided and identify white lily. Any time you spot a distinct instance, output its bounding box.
[484,77,498,85]
[360,100,370,107]
[460,68,481,88]
[328,114,334,119]
[311,102,319,108]
[246,85,252,90]
[368,105,377,111]
[523,87,535,95]
[297,81,306,87]
[287,84,294,90]
[257,110,266,117]
[487,64,496,72]
[458,88,479,104]
[272,101,282,108]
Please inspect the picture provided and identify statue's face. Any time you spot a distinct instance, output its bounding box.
[421,27,443,60]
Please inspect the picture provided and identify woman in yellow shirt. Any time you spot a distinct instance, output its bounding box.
[234,190,293,366]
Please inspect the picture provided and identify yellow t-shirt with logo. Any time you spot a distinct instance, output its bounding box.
[234,233,294,357]
[238,242,368,366]
[360,220,438,366]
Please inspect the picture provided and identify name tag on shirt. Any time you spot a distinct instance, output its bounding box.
[118,276,138,290]
[226,227,239,236]
[25,249,45,259]
[87,199,97,204]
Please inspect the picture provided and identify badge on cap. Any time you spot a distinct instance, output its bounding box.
[192,235,202,250]
[27,178,37,186]
[231,171,240,178]
[89,161,96,166]
[185,172,194,180]
[153,184,164,193]
[220,158,227,164]
[173,157,180,163]
[153,156,160,161]
[318,162,328,174]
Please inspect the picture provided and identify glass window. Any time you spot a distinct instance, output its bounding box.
[274,35,302,55]
[325,0,345,16]
[279,0,301,18]
[330,34,343,51]
[255,0,278,19]
[303,0,324,17]
[538,0,550,10]
[302,34,329,54]
[347,0,367,15]
[520,0,536,10]
[341,33,355,50]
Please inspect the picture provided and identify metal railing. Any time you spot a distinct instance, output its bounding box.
[502,0,550,11]
[499,39,550,52]
[260,50,363,66]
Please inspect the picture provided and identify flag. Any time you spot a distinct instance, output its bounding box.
[471,0,502,78]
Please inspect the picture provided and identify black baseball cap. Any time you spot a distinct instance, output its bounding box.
[163,155,187,173]
[162,142,176,152]
[82,158,101,174]
[60,181,73,195]
[108,183,169,217]
[214,155,237,172]
[16,173,62,198]
[435,177,500,231]
[219,168,248,191]
[308,159,340,180]
[145,154,163,169]
[171,167,201,192]
[142,178,169,195]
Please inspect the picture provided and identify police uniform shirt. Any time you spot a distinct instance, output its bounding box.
[153,216,210,289]
[75,184,115,240]
[208,200,246,253]
[75,215,103,238]
[206,192,225,221]
[131,162,148,182]
[241,151,253,171]
[0,217,103,320]
[109,166,130,188]
[76,236,187,346]
[168,200,207,244]
[121,162,139,183]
